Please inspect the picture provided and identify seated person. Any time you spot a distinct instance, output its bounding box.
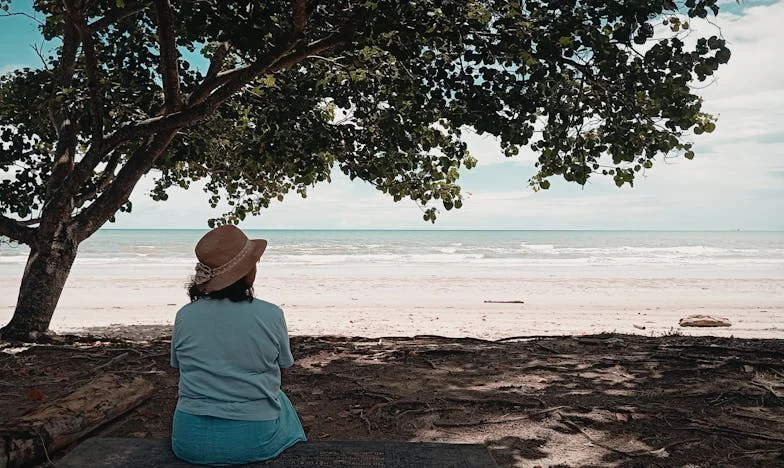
[170,225,306,465]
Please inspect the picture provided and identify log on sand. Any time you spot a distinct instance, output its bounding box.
[1,374,155,468]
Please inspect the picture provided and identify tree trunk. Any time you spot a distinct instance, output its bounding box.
[0,232,79,341]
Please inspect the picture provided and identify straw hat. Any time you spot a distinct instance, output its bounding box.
[193,225,267,293]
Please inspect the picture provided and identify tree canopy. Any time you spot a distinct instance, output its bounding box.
[0,0,730,339]
[1,0,729,233]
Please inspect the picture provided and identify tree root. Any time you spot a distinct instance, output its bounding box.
[558,414,671,458]
[681,423,784,443]
[433,406,569,427]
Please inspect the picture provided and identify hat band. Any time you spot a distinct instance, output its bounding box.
[194,239,254,285]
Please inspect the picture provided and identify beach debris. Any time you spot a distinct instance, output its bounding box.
[483,300,525,304]
[679,315,732,327]
[633,324,646,330]
[577,337,626,346]
[0,346,30,355]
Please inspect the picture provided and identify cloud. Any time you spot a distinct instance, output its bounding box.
[0,64,26,76]
[461,129,539,166]
[692,2,784,134]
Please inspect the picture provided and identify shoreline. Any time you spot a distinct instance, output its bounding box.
[46,323,784,344]
[3,272,783,341]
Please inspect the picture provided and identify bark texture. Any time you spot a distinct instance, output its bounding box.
[0,374,155,468]
[0,234,79,341]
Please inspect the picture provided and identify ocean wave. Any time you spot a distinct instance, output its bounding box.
[519,243,558,253]
[617,245,728,256]
[2,232,782,270]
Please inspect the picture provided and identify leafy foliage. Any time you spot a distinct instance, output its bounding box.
[0,0,730,232]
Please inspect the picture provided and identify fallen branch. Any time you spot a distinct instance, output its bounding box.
[0,374,155,468]
[749,377,783,399]
[728,448,784,460]
[434,416,530,427]
[47,354,109,367]
[442,395,547,408]
[396,406,463,418]
[559,414,669,458]
[367,398,423,416]
[434,406,568,427]
[494,335,565,343]
[684,423,784,443]
[483,300,525,304]
[93,351,130,370]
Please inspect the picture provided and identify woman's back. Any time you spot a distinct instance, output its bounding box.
[171,298,294,421]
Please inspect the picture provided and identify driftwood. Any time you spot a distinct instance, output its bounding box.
[0,374,155,468]
[679,314,732,327]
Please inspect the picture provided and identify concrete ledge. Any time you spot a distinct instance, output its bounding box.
[56,437,498,467]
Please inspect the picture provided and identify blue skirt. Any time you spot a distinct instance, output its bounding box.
[171,391,307,465]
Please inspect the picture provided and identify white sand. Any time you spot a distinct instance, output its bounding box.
[2,260,782,339]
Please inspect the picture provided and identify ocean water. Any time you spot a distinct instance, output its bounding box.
[2,230,783,338]
[1,230,783,279]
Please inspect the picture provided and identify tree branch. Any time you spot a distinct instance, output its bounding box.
[105,33,347,150]
[57,0,108,208]
[153,0,181,112]
[65,0,178,201]
[0,215,35,245]
[189,34,303,106]
[87,1,152,32]
[67,3,105,145]
[198,32,348,110]
[187,1,314,108]
[58,20,80,102]
[74,150,122,209]
[44,14,80,204]
[292,0,307,34]
[268,34,348,73]
[72,131,178,240]
[0,11,44,25]
[18,218,42,226]
[187,42,230,106]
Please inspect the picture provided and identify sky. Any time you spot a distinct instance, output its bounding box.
[1,0,782,230]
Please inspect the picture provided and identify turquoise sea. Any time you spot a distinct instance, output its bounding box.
[2,230,783,276]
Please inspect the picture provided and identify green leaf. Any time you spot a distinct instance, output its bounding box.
[558,36,573,47]
[259,74,276,88]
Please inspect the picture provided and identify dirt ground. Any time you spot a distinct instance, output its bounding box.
[1,327,783,467]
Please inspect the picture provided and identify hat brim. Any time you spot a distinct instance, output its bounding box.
[200,239,267,293]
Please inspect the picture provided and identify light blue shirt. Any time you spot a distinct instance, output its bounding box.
[171,298,295,421]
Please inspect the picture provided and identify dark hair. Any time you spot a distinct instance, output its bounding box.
[188,278,254,303]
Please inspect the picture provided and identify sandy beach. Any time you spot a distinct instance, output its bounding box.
[2,259,782,339]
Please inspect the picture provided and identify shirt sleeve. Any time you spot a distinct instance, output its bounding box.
[170,314,180,369]
[277,310,295,369]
